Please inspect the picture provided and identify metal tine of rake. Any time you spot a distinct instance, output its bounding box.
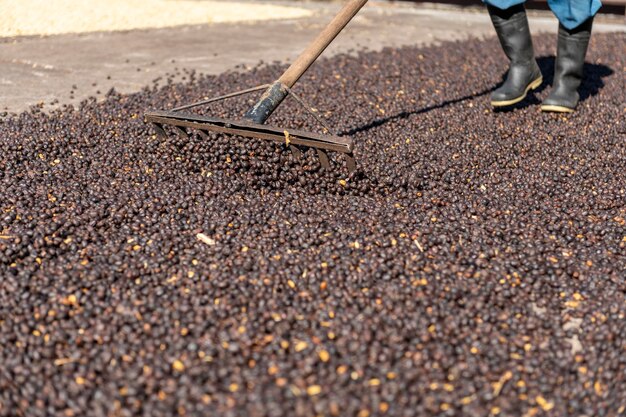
[283,86,354,170]
[151,85,270,140]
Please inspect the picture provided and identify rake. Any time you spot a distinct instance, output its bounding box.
[145,0,369,173]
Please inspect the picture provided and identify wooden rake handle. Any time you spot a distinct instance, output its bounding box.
[279,0,369,88]
[244,0,368,124]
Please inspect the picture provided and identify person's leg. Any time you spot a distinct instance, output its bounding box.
[545,0,601,30]
[541,0,601,112]
[484,1,543,107]
[483,0,526,8]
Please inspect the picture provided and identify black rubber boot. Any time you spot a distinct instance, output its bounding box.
[541,18,594,113]
[488,4,543,107]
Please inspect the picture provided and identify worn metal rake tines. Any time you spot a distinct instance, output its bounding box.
[145,0,368,173]
[147,114,354,170]
[145,83,355,172]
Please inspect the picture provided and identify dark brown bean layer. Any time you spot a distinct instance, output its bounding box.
[0,33,625,417]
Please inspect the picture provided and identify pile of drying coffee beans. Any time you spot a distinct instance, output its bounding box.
[0,33,624,417]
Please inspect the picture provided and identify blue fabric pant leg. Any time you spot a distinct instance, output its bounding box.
[483,0,526,10]
[483,0,602,29]
[546,0,602,29]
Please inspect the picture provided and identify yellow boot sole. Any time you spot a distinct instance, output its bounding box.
[540,104,575,113]
[491,76,543,107]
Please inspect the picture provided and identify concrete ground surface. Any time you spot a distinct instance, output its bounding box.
[0,0,624,113]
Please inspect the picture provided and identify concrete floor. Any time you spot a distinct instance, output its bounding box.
[0,0,624,113]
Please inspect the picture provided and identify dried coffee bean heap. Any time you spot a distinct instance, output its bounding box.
[0,33,625,417]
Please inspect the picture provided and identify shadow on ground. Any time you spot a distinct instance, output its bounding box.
[343,84,498,136]
[345,56,614,133]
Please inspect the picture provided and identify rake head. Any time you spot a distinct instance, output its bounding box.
[144,84,356,172]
